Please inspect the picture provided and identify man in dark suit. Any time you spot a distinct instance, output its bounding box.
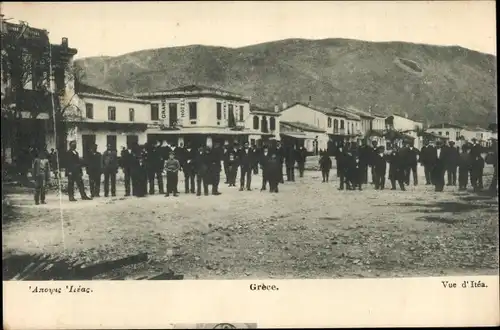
[222,144,230,183]
[226,143,239,187]
[369,139,379,184]
[358,140,371,184]
[285,144,296,182]
[180,143,195,194]
[120,145,135,196]
[346,148,363,190]
[86,144,102,198]
[66,140,91,201]
[432,141,447,192]
[337,144,350,190]
[210,143,223,195]
[102,144,119,197]
[239,141,254,191]
[259,145,271,191]
[388,146,406,191]
[419,140,436,185]
[372,146,387,190]
[145,142,165,195]
[194,146,210,196]
[470,142,485,192]
[401,140,419,186]
[296,146,307,177]
[276,141,285,183]
[251,143,259,175]
[445,140,460,186]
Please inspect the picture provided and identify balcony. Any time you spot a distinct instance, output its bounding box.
[332,128,346,135]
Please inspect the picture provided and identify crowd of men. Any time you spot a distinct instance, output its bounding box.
[29,139,309,203]
[331,138,498,193]
[23,136,498,205]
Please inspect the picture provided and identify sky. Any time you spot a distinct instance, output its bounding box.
[2,1,497,59]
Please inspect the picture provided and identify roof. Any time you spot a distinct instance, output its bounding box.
[280,120,325,133]
[282,102,352,119]
[345,106,375,119]
[75,82,150,104]
[388,114,423,124]
[250,105,280,116]
[428,123,465,129]
[134,84,250,102]
[333,107,362,121]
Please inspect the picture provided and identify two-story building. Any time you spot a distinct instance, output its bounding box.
[69,82,152,159]
[135,85,268,148]
[247,105,280,146]
[280,121,326,153]
[425,123,466,145]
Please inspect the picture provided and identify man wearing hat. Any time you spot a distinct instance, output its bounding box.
[66,140,92,201]
[445,140,460,186]
[432,140,446,192]
[419,140,436,185]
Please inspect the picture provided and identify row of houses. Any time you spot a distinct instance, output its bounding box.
[1,18,497,163]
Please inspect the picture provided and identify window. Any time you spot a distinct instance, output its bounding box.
[106,135,117,151]
[189,102,197,120]
[107,106,116,121]
[438,132,442,135]
[151,104,159,121]
[228,104,235,127]
[239,105,244,121]
[270,117,276,131]
[333,119,339,132]
[85,103,94,119]
[340,120,345,129]
[261,116,269,133]
[216,102,222,120]
[129,108,135,122]
[328,118,332,128]
[445,131,449,136]
[253,116,259,129]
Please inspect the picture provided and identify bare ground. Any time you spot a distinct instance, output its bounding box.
[2,163,499,279]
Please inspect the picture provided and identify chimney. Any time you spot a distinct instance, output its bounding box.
[282,102,288,110]
[274,104,279,112]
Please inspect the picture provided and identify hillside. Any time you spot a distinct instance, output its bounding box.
[75,38,497,127]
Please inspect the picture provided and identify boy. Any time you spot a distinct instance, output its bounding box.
[318,152,332,183]
[165,152,181,197]
[32,149,51,205]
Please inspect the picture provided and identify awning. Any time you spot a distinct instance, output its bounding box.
[145,126,253,135]
[281,132,307,139]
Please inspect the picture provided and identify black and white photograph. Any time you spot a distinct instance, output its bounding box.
[1,0,498,328]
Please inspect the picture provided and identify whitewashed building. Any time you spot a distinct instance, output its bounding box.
[69,82,152,158]
[135,85,269,147]
[386,114,424,131]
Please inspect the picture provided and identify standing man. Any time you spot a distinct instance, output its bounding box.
[164,152,181,197]
[251,143,259,175]
[337,144,350,190]
[238,141,254,191]
[181,143,196,194]
[402,140,419,186]
[194,146,210,196]
[420,140,436,185]
[102,144,118,197]
[470,143,485,192]
[86,144,102,198]
[369,139,379,184]
[32,149,51,205]
[276,141,285,183]
[445,141,460,186]
[372,146,387,190]
[210,143,223,195]
[226,144,239,187]
[66,140,92,201]
[259,145,271,191]
[267,153,281,193]
[334,142,345,178]
[285,144,296,182]
[223,144,230,184]
[432,141,446,192]
[388,146,406,191]
[458,144,472,191]
[486,140,498,194]
[120,145,135,197]
[358,140,371,185]
[145,142,164,195]
[318,151,332,183]
[296,146,307,178]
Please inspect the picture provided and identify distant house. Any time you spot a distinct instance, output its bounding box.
[247,105,281,146]
[280,121,326,153]
[344,107,375,137]
[385,114,423,131]
[425,123,465,145]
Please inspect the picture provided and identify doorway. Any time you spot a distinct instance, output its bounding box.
[81,134,96,162]
[169,103,178,127]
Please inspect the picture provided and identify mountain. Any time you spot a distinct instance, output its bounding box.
[75,38,497,127]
